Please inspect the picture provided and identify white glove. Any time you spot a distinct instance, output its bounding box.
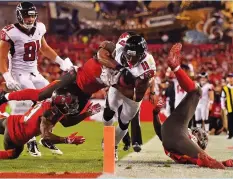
[55,56,74,71]
[100,67,121,86]
[2,72,21,91]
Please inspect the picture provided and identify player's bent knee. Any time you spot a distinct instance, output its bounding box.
[118,117,129,130]
[103,107,115,121]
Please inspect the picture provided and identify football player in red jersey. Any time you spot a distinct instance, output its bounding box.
[0,1,73,156]
[152,43,233,169]
[0,87,101,159]
[0,40,121,113]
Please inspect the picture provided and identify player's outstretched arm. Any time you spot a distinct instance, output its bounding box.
[40,116,85,145]
[97,41,122,70]
[60,103,101,127]
[40,37,73,71]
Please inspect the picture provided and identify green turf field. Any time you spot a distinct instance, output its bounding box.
[0,121,155,173]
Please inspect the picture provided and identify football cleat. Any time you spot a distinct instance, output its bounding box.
[39,138,63,155]
[0,90,8,106]
[133,142,141,153]
[27,140,41,157]
[123,144,130,151]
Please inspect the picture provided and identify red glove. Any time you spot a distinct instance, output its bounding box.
[197,151,225,169]
[222,159,233,167]
[65,132,85,145]
[167,43,182,71]
[87,102,101,115]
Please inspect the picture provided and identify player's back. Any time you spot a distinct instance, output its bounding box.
[76,58,106,95]
[7,100,51,145]
[0,22,46,73]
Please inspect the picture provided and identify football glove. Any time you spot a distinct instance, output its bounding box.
[167,43,182,71]
[3,72,21,91]
[86,102,101,116]
[65,132,85,145]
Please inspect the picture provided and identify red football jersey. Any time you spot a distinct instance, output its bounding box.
[76,58,106,95]
[7,100,58,145]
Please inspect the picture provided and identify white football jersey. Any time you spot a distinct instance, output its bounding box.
[198,82,213,105]
[115,34,156,79]
[173,79,187,108]
[0,22,46,73]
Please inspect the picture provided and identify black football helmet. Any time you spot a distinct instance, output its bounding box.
[51,88,80,115]
[16,2,38,29]
[123,35,147,66]
[192,127,208,150]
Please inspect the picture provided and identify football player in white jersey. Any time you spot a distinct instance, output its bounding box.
[102,32,156,161]
[195,72,214,132]
[0,2,73,157]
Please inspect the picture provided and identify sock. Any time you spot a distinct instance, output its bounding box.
[0,149,15,159]
[8,89,39,101]
[174,67,195,92]
[204,123,210,132]
[115,125,128,146]
[196,123,202,128]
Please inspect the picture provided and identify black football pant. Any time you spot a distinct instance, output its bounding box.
[162,87,203,158]
[122,111,142,146]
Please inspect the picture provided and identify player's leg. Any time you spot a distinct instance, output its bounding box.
[0,120,24,159]
[202,104,210,132]
[122,131,131,151]
[195,106,202,128]
[131,111,142,152]
[103,87,122,126]
[115,97,141,157]
[162,86,203,158]
[30,72,63,155]
[0,69,77,104]
[11,72,41,157]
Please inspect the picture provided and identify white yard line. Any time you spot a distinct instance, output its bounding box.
[99,135,233,178]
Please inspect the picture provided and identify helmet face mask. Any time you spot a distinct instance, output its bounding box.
[191,127,208,150]
[16,2,38,30]
[52,88,80,115]
[123,35,147,67]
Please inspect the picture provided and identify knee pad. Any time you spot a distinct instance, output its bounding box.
[103,107,115,122]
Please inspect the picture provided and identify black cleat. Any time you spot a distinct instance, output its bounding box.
[123,144,130,151]
[39,139,63,155]
[27,140,41,157]
[132,142,141,152]
[0,90,8,106]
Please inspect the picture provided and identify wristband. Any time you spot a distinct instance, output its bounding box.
[173,65,180,72]
[55,56,63,66]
